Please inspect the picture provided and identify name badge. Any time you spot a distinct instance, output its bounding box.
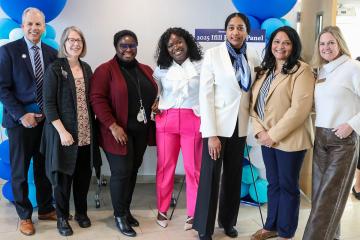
[316,78,326,84]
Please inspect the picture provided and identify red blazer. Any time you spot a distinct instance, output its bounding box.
[90,57,157,155]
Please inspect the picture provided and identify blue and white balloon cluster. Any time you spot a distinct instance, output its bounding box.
[232,0,297,41]
[241,135,268,204]
[0,0,67,205]
[0,0,67,48]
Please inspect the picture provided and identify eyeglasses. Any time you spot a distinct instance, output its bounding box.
[67,38,83,45]
[119,43,138,50]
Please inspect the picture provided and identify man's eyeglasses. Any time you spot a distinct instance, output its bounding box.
[119,43,138,50]
[67,38,83,45]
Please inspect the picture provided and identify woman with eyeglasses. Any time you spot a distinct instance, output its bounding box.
[41,26,101,236]
[90,30,157,237]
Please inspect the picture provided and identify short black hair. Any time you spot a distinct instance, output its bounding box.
[113,30,138,48]
[155,27,203,69]
[260,26,302,75]
[224,12,251,34]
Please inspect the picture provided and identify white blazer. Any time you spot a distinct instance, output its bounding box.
[199,42,260,138]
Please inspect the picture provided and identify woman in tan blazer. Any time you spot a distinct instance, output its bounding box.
[250,26,315,240]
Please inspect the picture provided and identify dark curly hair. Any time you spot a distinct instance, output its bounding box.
[259,26,301,75]
[155,27,202,69]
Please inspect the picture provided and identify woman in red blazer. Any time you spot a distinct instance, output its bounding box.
[90,30,157,237]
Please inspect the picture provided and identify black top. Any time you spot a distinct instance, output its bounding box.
[116,57,157,134]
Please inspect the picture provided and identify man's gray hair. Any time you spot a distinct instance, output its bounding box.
[22,7,45,24]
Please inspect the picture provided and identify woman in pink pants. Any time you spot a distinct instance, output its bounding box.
[153,27,203,230]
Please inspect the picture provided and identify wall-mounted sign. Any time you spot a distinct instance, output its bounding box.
[195,29,265,43]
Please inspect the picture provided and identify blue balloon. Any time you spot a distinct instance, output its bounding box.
[249,179,268,203]
[0,18,19,39]
[2,181,14,202]
[0,140,10,164]
[242,157,250,166]
[232,0,297,21]
[241,182,250,198]
[0,159,11,180]
[28,183,37,208]
[244,145,252,158]
[247,15,260,30]
[0,101,3,123]
[28,160,34,183]
[261,18,285,40]
[0,0,67,23]
[44,24,56,39]
[280,18,293,27]
[242,164,259,184]
[42,38,59,50]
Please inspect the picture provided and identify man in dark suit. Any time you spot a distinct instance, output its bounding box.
[0,7,57,236]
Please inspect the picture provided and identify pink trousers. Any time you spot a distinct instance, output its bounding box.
[156,108,202,217]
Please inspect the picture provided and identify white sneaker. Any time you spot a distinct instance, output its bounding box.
[156,212,168,228]
[184,216,193,231]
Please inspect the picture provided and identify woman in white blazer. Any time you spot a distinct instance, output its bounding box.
[193,12,260,240]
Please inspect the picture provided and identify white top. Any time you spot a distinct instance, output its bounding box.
[153,58,202,115]
[315,55,360,134]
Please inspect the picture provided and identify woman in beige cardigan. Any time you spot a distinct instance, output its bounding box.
[250,26,315,240]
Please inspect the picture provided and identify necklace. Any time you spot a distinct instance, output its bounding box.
[121,67,147,124]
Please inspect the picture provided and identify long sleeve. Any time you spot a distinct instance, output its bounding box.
[42,63,60,122]
[90,64,117,129]
[0,46,26,121]
[199,50,217,137]
[268,66,315,142]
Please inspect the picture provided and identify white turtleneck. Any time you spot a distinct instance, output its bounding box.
[315,55,360,134]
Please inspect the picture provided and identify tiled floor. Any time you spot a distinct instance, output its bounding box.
[1,178,360,240]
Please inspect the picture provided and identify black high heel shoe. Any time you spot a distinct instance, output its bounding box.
[352,186,360,200]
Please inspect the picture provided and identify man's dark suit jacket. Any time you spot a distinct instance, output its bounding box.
[0,37,57,128]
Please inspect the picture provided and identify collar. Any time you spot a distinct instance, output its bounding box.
[169,58,198,79]
[24,37,42,51]
[319,54,349,78]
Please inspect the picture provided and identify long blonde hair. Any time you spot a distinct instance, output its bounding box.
[311,26,351,68]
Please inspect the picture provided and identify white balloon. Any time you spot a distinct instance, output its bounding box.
[248,146,265,169]
[9,28,24,41]
[246,124,258,146]
[0,39,10,47]
[258,167,267,180]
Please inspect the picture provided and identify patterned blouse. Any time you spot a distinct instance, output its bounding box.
[74,77,91,146]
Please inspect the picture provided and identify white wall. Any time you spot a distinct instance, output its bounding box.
[0,0,298,177]
[337,6,360,58]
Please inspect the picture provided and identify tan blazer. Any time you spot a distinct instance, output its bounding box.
[250,61,315,152]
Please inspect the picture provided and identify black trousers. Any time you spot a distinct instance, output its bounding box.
[54,145,92,219]
[193,126,246,236]
[8,121,54,219]
[105,132,148,217]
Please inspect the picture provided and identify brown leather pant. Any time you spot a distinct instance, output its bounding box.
[303,127,358,240]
